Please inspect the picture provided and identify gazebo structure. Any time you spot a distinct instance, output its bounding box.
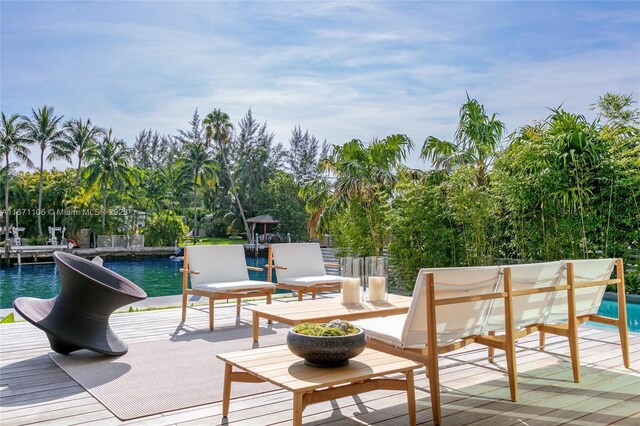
[247,214,280,243]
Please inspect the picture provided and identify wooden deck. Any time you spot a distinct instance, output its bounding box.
[1,298,638,425]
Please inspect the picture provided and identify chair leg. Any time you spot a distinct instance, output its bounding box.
[209,298,214,331]
[568,329,581,383]
[312,292,316,300]
[488,331,495,362]
[297,291,303,301]
[181,292,188,321]
[267,292,273,324]
[236,298,241,316]
[505,338,518,402]
[426,355,441,425]
[539,330,545,350]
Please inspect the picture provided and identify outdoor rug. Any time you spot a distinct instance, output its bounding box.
[49,324,289,420]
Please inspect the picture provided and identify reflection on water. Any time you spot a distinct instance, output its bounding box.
[0,256,270,309]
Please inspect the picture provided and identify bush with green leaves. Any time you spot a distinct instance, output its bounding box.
[141,211,188,246]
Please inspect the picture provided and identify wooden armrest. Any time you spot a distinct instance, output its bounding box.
[324,262,340,268]
[247,266,263,272]
[179,268,200,275]
[265,264,288,270]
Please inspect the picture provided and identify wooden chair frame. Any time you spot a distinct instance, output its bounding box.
[479,259,629,385]
[181,249,275,331]
[266,245,341,301]
[538,258,630,370]
[365,270,517,426]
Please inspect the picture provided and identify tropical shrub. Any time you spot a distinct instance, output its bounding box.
[142,211,188,246]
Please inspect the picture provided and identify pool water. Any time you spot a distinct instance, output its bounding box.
[0,257,274,309]
[593,299,640,333]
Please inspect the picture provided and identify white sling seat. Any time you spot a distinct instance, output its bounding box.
[266,243,341,301]
[353,266,510,426]
[181,245,275,331]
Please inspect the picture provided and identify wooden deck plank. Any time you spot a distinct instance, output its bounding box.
[1,300,638,426]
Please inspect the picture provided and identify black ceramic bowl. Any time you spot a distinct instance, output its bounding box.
[286,328,366,367]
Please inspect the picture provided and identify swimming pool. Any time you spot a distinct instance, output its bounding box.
[0,257,272,309]
[594,298,640,333]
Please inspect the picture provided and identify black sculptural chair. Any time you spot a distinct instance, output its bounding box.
[13,252,147,356]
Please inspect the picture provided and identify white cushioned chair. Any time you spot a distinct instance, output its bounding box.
[181,245,276,330]
[266,243,341,301]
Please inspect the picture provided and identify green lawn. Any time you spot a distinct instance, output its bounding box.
[182,237,245,246]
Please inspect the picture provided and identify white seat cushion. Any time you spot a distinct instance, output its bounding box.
[278,275,341,287]
[192,280,275,293]
[352,315,406,347]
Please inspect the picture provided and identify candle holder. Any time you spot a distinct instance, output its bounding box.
[365,256,388,303]
[340,257,364,305]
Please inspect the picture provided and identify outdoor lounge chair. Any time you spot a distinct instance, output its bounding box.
[266,243,341,301]
[539,258,630,370]
[181,245,276,330]
[353,266,513,426]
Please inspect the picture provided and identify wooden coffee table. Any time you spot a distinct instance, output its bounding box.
[217,345,421,426]
[246,294,412,342]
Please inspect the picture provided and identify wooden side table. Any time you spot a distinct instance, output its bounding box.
[217,345,421,426]
[246,294,412,342]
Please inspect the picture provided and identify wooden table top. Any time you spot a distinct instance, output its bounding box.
[217,345,421,393]
[246,294,412,324]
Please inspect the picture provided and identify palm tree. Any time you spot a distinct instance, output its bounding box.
[23,106,66,236]
[203,109,251,238]
[1,113,34,258]
[301,134,412,254]
[421,95,505,187]
[82,129,135,228]
[177,141,217,236]
[62,118,105,190]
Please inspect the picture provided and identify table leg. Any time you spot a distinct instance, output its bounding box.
[293,392,304,426]
[405,371,416,426]
[253,311,259,342]
[222,363,232,417]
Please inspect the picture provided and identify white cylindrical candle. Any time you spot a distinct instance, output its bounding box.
[367,276,387,301]
[341,277,361,305]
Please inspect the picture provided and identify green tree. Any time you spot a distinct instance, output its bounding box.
[301,134,413,255]
[1,113,33,257]
[590,92,639,127]
[62,118,105,190]
[204,108,251,238]
[421,95,505,187]
[255,171,309,242]
[82,129,135,229]
[177,141,217,235]
[23,106,66,236]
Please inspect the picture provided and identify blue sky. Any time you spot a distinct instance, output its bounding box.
[1,0,639,169]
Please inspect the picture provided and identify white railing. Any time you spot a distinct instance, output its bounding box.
[96,235,144,248]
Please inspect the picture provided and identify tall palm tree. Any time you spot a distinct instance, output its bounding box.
[62,118,105,190]
[421,95,505,187]
[301,134,412,254]
[1,113,34,258]
[82,129,135,228]
[203,109,251,238]
[23,106,66,235]
[176,141,217,236]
